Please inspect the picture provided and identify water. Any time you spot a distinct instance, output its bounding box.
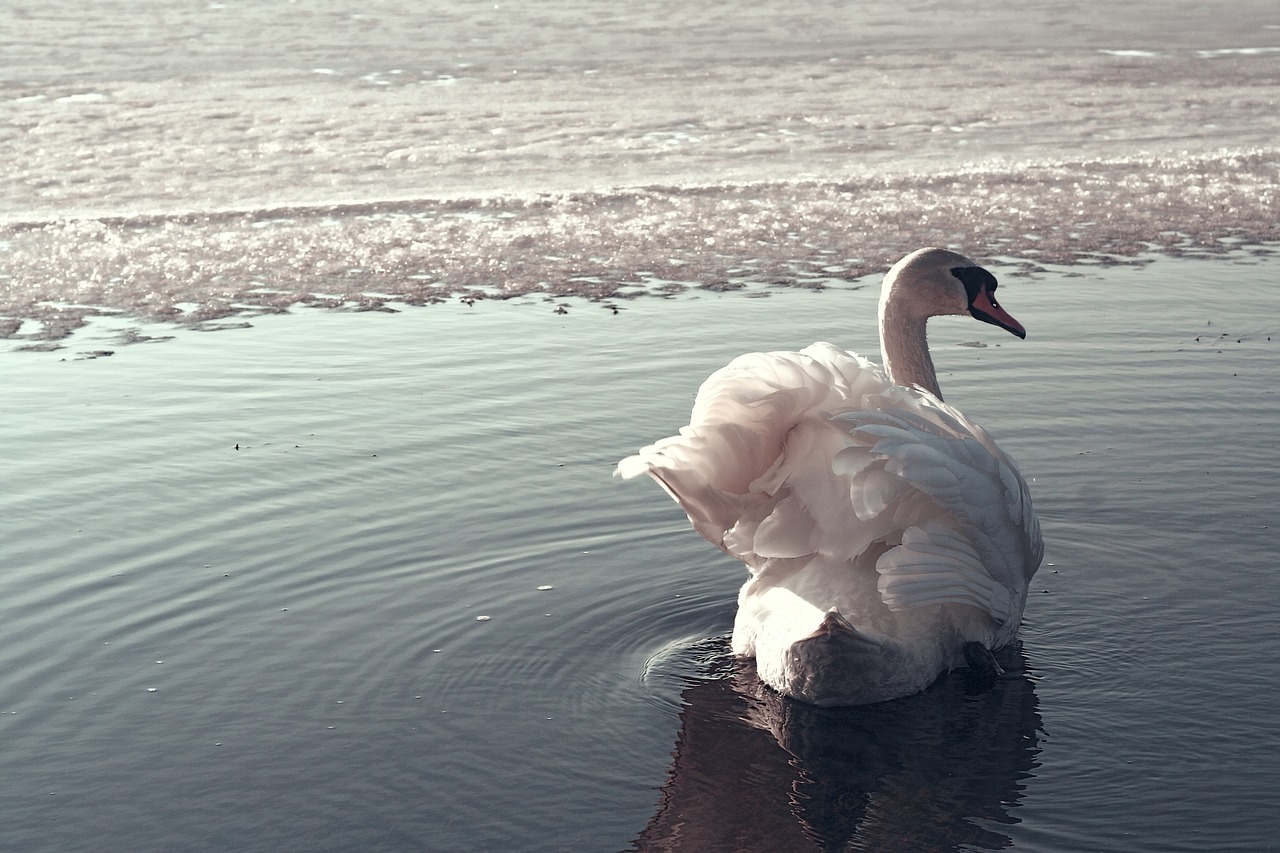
[4,256,1278,851]
[3,1,1279,341]
[2,2,1279,851]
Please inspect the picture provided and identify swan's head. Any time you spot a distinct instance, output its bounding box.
[883,247,1026,339]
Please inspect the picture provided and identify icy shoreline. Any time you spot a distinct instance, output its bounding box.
[3,148,1277,344]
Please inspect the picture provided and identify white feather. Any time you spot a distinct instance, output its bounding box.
[616,247,1043,705]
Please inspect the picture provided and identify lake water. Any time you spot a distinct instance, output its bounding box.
[2,2,1279,851]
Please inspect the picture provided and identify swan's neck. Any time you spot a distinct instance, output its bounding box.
[880,301,943,400]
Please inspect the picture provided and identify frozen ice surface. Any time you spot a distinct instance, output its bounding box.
[2,0,1278,341]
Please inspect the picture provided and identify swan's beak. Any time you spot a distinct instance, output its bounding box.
[969,287,1027,339]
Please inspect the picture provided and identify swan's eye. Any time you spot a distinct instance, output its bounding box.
[986,283,1001,307]
[952,265,1000,309]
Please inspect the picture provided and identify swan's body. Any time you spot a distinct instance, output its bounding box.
[616,247,1042,706]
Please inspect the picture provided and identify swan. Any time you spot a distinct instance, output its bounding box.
[616,247,1043,706]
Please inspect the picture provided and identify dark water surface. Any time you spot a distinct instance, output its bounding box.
[2,251,1277,851]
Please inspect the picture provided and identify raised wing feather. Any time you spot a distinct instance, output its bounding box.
[833,391,1042,625]
[615,341,1042,630]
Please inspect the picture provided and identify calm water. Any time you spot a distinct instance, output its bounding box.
[3,254,1278,851]
[3,1,1280,850]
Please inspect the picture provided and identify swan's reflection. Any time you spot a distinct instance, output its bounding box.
[632,639,1041,852]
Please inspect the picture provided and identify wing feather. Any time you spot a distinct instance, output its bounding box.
[615,341,1042,629]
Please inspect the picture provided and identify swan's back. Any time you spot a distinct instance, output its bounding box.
[617,342,1042,705]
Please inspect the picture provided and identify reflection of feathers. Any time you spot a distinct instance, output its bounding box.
[632,638,1042,852]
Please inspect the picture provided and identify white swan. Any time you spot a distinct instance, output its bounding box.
[616,247,1043,706]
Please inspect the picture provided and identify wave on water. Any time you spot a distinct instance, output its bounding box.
[4,1,1280,346]
[2,149,1278,347]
